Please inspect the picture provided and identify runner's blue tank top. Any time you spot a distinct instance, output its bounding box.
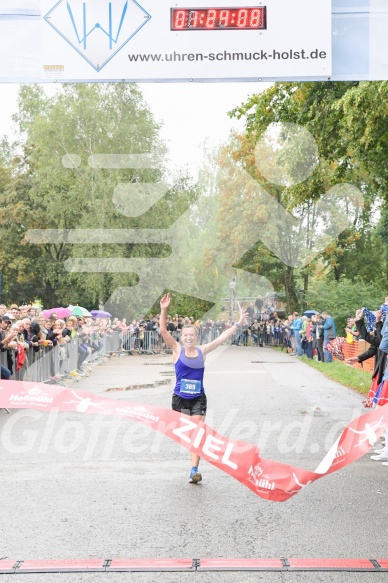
[174,346,205,399]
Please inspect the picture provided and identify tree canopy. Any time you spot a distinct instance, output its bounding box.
[0,83,198,314]
[1,81,387,325]
[202,81,387,320]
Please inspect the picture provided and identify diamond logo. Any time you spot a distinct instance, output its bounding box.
[44,0,151,72]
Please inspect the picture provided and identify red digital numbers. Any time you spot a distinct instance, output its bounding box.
[171,7,266,31]
[237,9,248,27]
[173,9,186,29]
[219,9,229,27]
[187,9,198,27]
[205,8,216,28]
[249,8,262,27]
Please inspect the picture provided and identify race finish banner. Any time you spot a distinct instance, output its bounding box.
[41,0,332,81]
[1,380,387,502]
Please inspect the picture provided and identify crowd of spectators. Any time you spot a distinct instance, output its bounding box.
[116,304,336,359]
[0,303,121,381]
[2,296,387,380]
[118,298,385,372]
[341,297,388,469]
[282,311,337,362]
[117,306,289,354]
[0,300,353,380]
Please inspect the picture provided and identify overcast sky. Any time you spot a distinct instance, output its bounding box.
[0,82,271,175]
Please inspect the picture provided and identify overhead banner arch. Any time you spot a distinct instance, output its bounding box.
[0,0,387,82]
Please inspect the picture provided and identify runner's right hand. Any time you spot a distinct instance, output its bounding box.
[160,293,171,311]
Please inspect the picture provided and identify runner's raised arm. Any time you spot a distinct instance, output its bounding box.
[201,308,247,356]
[159,293,179,351]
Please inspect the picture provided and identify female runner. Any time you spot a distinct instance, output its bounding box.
[159,293,246,484]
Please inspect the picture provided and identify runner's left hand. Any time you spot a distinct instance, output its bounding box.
[238,308,247,326]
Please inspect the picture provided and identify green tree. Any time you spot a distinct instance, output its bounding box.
[205,81,385,314]
[0,83,198,313]
[306,275,386,331]
[334,81,388,200]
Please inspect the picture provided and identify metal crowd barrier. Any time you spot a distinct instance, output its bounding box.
[248,329,288,347]
[202,328,287,347]
[104,331,122,353]
[118,328,289,353]
[0,331,123,384]
[121,331,166,354]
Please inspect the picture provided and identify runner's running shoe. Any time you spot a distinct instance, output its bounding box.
[189,467,202,483]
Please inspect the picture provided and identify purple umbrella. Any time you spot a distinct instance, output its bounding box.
[91,310,112,319]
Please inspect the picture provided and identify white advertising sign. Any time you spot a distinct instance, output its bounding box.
[41,0,332,81]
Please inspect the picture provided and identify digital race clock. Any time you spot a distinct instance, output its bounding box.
[170,6,266,30]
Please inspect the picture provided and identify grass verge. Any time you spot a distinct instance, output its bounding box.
[272,347,371,395]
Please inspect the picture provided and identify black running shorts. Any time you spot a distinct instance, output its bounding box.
[172,393,207,416]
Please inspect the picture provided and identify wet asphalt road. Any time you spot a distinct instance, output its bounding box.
[1,346,387,582]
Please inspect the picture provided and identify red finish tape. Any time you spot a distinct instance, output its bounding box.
[1,380,387,502]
